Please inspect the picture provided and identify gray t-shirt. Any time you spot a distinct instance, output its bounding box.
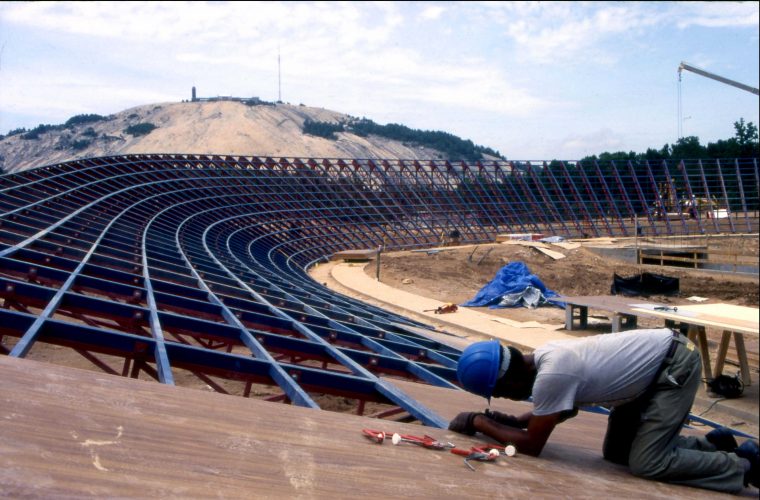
[531,328,672,415]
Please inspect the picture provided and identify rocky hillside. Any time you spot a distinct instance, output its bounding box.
[0,101,500,173]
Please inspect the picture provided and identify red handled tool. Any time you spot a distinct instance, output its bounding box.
[451,445,501,471]
[362,429,516,471]
[361,429,455,450]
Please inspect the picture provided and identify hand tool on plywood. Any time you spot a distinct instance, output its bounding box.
[423,303,458,314]
[361,428,454,450]
[451,443,517,470]
[451,446,501,471]
[362,429,517,471]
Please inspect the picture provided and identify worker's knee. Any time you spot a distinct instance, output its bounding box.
[628,455,667,480]
[603,444,630,466]
[603,407,641,466]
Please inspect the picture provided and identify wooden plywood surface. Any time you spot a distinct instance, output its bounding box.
[0,356,750,498]
[560,295,661,315]
[534,246,566,260]
[632,303,759,336]
[677,303,759,328]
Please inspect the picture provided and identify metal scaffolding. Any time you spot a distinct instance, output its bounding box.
[0,154,757,427]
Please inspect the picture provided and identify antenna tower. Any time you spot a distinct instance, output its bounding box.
[278,46,282,102]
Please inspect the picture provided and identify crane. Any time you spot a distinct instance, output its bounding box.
[678,62,759,96]
[677,61,759,139]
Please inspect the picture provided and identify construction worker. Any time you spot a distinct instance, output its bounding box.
[449,329,759,494]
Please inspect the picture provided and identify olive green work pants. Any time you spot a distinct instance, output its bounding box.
[602,335,746,494]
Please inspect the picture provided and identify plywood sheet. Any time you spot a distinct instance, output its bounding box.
[631,303,759,336]
[502,240,550,248]
[533,246,566,260]
[499,240,566,259]
[562,295,661,316]
[677,303,759,326]
[490,317,564,330]
[0,356,740,498]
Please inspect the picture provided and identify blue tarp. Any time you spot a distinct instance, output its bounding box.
[462,262,565,309]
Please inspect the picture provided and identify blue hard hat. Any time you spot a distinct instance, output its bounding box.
[456,340,507,400]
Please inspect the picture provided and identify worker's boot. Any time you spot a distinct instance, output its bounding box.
[736,440,759,488]
[705,427,738,452]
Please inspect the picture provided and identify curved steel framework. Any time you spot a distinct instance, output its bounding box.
[0,155,757,427]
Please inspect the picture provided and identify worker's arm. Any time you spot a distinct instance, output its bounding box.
[484,409,533,428]
[471,412,562,457]
[486,407,577,428]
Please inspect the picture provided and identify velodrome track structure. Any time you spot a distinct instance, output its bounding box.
[0,155,758,428]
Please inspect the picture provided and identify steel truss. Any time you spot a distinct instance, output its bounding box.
[0,155,757,427]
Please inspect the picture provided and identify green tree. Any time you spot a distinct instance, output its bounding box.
[733,118,758,147]
[669,136,706,159]
[638,145,670,161]
[64,114,107,128]
[124,123,157,136]
[599,151,636,161]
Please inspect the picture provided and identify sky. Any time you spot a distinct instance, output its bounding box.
[0,1,758,160]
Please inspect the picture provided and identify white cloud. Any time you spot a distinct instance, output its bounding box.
[675,1,759,29]
[420,5,446,21]
[0,1,403,48]
[485,2,663,65]
[466,1,756,66]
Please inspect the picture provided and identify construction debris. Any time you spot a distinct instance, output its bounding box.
[496,233,545,242]
[687,296,709,302]
[551,241,582,250]
[533,246,566,260]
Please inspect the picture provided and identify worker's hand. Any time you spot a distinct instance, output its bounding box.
[484,409,527,429]
[448,412,482,435]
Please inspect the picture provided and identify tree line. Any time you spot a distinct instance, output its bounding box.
[302,117,504,162]
[580,119,759,162]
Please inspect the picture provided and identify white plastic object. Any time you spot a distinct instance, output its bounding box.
[488,449,500,458]
[504,444,517,457]
[391,433,402,445]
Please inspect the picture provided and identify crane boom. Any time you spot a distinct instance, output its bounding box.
[678,61,759,96]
